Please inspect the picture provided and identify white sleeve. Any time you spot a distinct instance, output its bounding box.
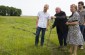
[37,12,40,17]
[48,14,51,19]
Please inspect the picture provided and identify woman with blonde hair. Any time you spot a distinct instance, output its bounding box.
[66,4,84,55]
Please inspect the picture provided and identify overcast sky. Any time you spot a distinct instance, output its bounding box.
[0,0,85,16]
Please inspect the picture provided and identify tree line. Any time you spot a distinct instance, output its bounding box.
[0,5,22,16]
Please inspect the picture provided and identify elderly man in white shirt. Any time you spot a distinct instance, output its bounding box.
[35,4,51,46]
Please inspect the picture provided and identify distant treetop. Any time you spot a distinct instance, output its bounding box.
[0,5,22,16]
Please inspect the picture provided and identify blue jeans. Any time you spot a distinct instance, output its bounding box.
[35,27,46,46]
[79,25,85,41]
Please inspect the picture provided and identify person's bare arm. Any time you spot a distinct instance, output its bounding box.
[51,16,56,19]
[66,21,78,25]
[47,18,52,29]
[36,16,39,28]
[47,19,49,30]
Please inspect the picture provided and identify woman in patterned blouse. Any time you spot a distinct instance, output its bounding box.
[66,4,84,55]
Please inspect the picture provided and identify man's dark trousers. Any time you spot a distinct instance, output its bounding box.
[56,26,68,47]
[80,25,85,41]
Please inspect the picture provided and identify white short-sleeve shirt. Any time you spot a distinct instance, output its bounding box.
[37,11,51,28]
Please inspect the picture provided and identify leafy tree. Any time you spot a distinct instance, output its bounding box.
[0,5,22,16]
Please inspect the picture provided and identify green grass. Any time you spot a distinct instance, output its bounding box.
[0,16,85,55]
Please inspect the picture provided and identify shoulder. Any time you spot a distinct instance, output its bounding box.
[73,11,80,16]
[37,11,43,16]
[82,9,85,12]
[38,11,42,14]
[73,12,80,20]
[47,12,50,16]
[74,12,79,15]
[37,11,42,16]
[61,11,66,13]
[60,11,66,15]
[82,9,85,14]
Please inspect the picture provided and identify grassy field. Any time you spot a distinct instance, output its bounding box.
[0,16,85,55]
